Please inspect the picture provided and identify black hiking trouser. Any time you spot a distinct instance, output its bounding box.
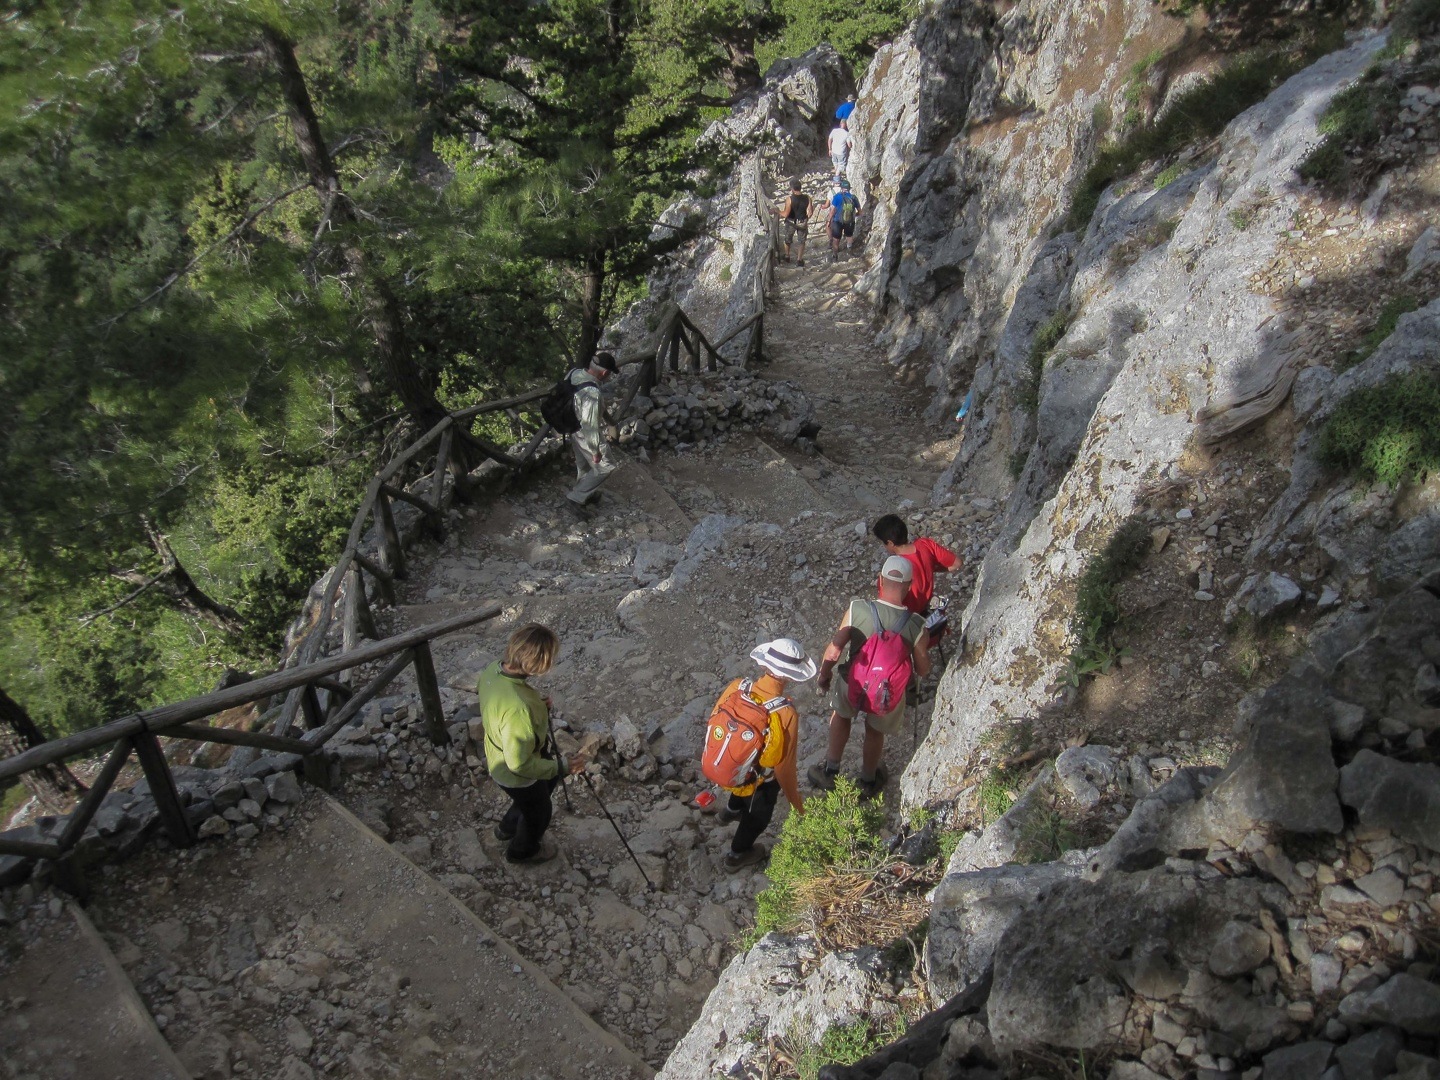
[728,779,780,854]
[499,775,558,860]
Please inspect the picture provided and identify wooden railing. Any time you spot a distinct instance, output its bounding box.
[269,390,553,738]
[1,162,784,873]
[0,608,498,866]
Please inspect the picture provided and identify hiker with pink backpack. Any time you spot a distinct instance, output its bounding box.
[808,556,932,801]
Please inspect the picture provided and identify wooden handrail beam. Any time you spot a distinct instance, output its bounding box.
[0,606,501,783]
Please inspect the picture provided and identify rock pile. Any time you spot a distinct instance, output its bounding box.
[621,367,818,452]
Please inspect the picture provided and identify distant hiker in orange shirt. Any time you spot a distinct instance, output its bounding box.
[699,639,815,872]
[872,513,961,618]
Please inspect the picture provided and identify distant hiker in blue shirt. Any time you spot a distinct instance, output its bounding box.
[835,95,857,122]
[826,179,861,263]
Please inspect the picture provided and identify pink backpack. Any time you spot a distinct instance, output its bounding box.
[846,603,914,715]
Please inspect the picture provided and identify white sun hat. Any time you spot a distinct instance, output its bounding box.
[880,555,914,584]
[750,638,818,682]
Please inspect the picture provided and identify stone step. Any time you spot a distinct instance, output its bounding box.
[647,432,831,522]
[90,791,651,1080]
[0,900,192,1080]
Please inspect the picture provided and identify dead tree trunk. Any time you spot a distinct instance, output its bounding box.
[577,250,606,369]
[110,522,246,637]
[0,686,86,814]
[260,26,453,439]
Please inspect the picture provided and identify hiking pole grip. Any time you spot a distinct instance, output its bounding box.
[576,769,656,892]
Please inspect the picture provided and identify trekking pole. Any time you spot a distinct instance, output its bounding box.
[546,729,576,815]
[575,768,656,892]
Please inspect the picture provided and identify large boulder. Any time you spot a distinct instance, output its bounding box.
[1338,751,1440,853]
[926,861,1082,1001]
[986,867,1291,1055]
[1163,673,1343,844]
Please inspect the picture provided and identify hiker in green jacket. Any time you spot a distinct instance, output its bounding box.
[478,623,585,864]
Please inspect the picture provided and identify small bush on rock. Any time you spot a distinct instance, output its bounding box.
[1319,370,1440,486]
[748,778,886,942]
[1298,78,1402,191]
[788,1016,907,1080]
[1066,517,1151,684]
[1019,310,1070,414]
[1337,294,1419,372]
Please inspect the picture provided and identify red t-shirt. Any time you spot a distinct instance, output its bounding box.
[901,538,958,614]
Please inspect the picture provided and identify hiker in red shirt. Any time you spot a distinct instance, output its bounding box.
[872,514,961,616]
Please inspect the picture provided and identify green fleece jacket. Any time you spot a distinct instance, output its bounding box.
[478,661,558,788]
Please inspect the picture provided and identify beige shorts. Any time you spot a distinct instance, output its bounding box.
[784,220,807,245]
[828,672,906,735]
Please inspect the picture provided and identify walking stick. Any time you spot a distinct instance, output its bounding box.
[576,768,656,892]
[546,729,575,815]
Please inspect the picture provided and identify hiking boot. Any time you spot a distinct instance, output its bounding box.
[858,766,889,802]
[796,259,805,267]
[492,822,517,843]
[807,763,838,791]
[724,844,769,873]
[506,838,558,865]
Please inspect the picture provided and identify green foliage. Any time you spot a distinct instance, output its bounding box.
[757,0,915,71]
[978,770,1020,823]
[936,827,965,866]
[1070,46,1318,231]
[1015,797,1083,863]
[1318,371,1440,487]
[1066,517,1150,685]
[1338,294,1419,372]
[749,778,886,941]
[790,1017,907,1080]
[1297,79,1401,190]
[1018,310,1070,415]
[1007,449,1031,478]
[1,782,28,827]
[1153,163,1185,189]
[1393,0,1440,40]
[1228,207,1254,230]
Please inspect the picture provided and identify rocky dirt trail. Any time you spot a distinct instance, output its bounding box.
[228,156,1003,1072]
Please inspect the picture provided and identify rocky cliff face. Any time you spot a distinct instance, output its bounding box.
[659,1,1440,1076]
[841,0,1440,808]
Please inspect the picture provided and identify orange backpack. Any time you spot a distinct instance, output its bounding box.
[700,680,788,791]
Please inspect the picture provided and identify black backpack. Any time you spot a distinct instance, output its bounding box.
[539,371,586,434]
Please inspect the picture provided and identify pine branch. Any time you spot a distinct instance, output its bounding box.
[97,180,313,331]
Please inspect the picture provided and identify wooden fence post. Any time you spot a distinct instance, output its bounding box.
[299,685,328,729]
[412,642,450,746]
[133,732,195,849]
[376,492,407,579]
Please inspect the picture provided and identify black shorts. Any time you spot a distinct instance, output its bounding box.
[830,220,854,239]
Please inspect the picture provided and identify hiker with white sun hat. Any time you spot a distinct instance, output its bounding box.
[698,638,816,872]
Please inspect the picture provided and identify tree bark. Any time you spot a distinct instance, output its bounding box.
[577,250,606,368]
[0,686,86,814]
[720,37,761,94]
[260,26,451,436]
[111,521,247,637]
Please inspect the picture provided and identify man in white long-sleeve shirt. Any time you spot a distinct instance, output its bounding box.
[567,352,620,507]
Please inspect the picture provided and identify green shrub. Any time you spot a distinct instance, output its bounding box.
[1318,370,1440,487]
[1228,206,1254,230]
[1015,799,1083,863]
[791,1017,907,1080]
[1019,309,1070,414]
[1394,0,1440,40]
[1338,294,1418,372]
[1069,46,1318,231]
[1153,163,1185,189]
[1066,517,1150,684]
[749,778,886,941]
[1298,80,1401,190]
